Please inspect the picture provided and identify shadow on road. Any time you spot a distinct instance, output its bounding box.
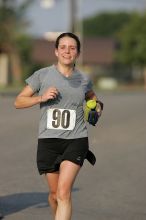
[0,188,80,217]
[1,192,48,216]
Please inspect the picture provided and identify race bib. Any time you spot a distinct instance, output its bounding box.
[47,108,76,130]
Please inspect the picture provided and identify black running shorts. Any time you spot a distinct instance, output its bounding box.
[37,137,89,175]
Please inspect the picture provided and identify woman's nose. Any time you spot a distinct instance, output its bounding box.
[65,47,70,53]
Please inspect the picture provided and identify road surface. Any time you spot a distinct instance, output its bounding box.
[0,91,146,220]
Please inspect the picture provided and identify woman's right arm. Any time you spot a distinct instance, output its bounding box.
[14,85,41,109]
[14,85,59,109]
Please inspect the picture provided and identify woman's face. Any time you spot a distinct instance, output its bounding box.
[55,36,79,66]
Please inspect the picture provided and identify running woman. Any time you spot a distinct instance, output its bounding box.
[14,32,102,220]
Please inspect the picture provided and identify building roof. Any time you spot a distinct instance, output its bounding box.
[82,38,116,65]
[31,39,56,64]
[31,37,117,65]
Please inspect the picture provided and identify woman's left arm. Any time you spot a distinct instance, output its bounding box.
[85,90,104,113]
[85,90,98,101]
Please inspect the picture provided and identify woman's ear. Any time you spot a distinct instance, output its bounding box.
[55,49,58,57]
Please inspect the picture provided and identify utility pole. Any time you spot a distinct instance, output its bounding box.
[69,0,83,65]
[69,0,77,33]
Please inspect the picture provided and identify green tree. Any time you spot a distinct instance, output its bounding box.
[0,0,32,45]
[83,12,131,37]
[0,0,33,85]
[116,12,146,87]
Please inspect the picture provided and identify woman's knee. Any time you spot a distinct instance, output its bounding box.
[49,191,57,203]
[57,187,71,202]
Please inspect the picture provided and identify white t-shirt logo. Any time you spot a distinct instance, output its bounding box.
[47,108,76,130]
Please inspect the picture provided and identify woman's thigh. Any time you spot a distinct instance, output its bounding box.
[46,172,59,193]
[57,160,81,192]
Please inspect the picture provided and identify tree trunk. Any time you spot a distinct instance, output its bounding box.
[143,67,146,90]
[10,52,22,85]
[0,53,9,86]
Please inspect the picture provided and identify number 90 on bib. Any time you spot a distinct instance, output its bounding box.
[47,108,76,130]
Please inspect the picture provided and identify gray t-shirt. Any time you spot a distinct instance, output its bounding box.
[26,65,92,139]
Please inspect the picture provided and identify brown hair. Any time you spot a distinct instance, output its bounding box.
[55,32,81,54]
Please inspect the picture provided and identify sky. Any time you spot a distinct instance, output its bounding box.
[20,0,146,37]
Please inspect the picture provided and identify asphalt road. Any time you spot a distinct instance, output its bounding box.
[0,91,146,220]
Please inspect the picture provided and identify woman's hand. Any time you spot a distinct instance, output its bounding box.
[41,87,59,102]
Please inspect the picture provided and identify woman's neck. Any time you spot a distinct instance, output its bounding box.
[56,63,75,77]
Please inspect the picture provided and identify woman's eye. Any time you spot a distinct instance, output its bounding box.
[60,46,65,50]
[59,45,76,51]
